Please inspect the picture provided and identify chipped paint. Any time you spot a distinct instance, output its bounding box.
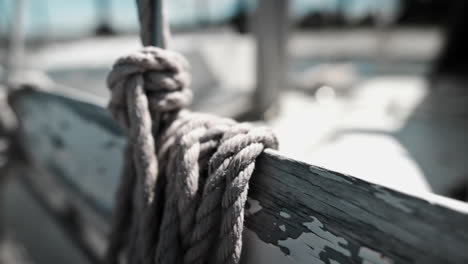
[243,229,295,264]
[311,165,353,184]
[374,188,413,213]
[280,211,291,219]
[358,247,393,264]
[246,198,263,216]
[279,224,286,232]
[278,216,351,264]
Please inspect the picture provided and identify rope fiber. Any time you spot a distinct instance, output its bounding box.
[105,1,278,263]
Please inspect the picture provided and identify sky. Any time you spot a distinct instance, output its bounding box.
[0,0,400,39]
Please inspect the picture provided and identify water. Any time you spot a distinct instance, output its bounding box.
[0,0,399,39]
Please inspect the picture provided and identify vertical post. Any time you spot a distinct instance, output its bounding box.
[374,3,396,71]
[5,0,25,85]
[253,0,289,119]
[152,0,162,47]
[151,0,169,48]
[0,0,4,45]
[94,0,114,36]
[336,0,346,24]
[433,1,468,77]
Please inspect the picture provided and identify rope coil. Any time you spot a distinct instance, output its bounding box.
[105,1,278,263]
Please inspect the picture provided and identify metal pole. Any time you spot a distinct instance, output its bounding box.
[5,0,25,85]
[151,0,169,48]
[253,0,289,119]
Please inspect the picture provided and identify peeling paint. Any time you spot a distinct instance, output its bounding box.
[278,216,351,264]
[246,198,263,216]
[243,229,295,264]
[280,211,291,219]
[374,188,413,213]
[279,224,286,232]
[358,247,393,264]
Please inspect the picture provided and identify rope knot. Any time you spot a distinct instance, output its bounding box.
[107,46,192,127]
[106,44,279,264]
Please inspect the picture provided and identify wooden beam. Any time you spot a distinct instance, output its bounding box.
[8,87,468,264]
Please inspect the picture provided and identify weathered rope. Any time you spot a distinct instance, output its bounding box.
[105,1,278,264]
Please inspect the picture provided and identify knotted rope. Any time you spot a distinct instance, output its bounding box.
[105,1,278,264]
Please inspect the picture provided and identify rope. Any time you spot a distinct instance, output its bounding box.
[105,1,278,263]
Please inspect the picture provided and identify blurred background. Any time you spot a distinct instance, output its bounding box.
[0,0,453,95]
[1,0,468,263]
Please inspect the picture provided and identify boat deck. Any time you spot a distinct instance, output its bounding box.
[3,28,468,264]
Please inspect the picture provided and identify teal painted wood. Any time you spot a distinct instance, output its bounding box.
[9,87,468,264]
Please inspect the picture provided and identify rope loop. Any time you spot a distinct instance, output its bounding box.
[107,46,192,128]
[105,3,279,262]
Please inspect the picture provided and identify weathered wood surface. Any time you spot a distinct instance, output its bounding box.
[9,87,468,264]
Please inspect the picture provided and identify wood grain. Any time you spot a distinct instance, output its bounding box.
[9,88,468,264]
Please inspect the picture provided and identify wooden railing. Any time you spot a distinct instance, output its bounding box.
[9,86,468,264]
